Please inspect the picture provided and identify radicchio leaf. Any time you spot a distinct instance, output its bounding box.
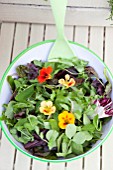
[85,66,99,78]
[92,79,105,95]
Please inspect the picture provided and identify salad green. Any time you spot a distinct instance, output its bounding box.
[0,57,113,160]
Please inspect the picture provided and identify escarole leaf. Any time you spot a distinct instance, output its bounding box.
[15,84,35,102]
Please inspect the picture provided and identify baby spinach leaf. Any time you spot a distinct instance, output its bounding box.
[65,124,77,139]
[15,84,35,102]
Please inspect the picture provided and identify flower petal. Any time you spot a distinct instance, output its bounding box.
[58,79,65,85]
[65,74,70,81]
[41,101,47,107]
[47,66,53,74]
[46,101,53,107]
[59,121,67,129]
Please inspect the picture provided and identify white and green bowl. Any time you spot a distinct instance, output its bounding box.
[0,40,113,162]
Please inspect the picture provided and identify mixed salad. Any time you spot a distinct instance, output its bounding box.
[1,57,113,160]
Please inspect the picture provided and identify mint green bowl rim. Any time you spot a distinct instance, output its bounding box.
[0,39,113,163]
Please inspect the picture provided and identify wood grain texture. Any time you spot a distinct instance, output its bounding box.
[32,160,47,170]
[0,4,112,26]
[0,22,15,79]
[49,163,65,170]
[29,24,44,46]
[12,23,29,59]
[0,0,109,8]
[45,24,73,41]
[102,27,113,170]
[0,22,16,170]
[84,27,104,170]
[11,23,31,170]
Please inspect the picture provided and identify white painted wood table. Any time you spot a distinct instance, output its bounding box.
[0,0,113,170]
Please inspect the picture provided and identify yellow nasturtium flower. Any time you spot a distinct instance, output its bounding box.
[39,101,56,115]
[58,111,75,129]
[58,74,75,88]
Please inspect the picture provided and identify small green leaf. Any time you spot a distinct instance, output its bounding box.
[49,119,59,131]
[57,133,64,152]
[60,103,69,111]
[5,101,15,119]
[35,126,39,135]
[72,141,84,155]
[73,131,93,144]
[65,124,77,139]
[73,132,86,144]
[7,76,15,91]
[33,60,43,67]
[15,84,35,102]
[93,115,102,131]
[62,135,69,153]
[28,115,38,127]
[83,114,91,125]
[46,130,59,150]
[82,124,95,133]
[44,122,51,129]
[74,111,82,120]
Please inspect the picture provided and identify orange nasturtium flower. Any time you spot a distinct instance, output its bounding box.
[58,111,75,129]
[58,74,75,88]
[39,101,56,115]
[37,66,53,83]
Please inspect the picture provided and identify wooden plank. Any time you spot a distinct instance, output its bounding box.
[30,23,48,170]
[75,26,88,46]
[66,26,89,170]
[0,0,109,8]
[102,27,113,170]
[89,26,104,58]
[32,160,48,170]
[14,151,31,170]
[0,22,16,170]
[49,163,65,170]
[11,23,31,170]
[0,22,15,79]
[81,26,104,170]
[12,23,29,58]
[29,24,44,46]
[0,4,112,26]
[45,24,73,40]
